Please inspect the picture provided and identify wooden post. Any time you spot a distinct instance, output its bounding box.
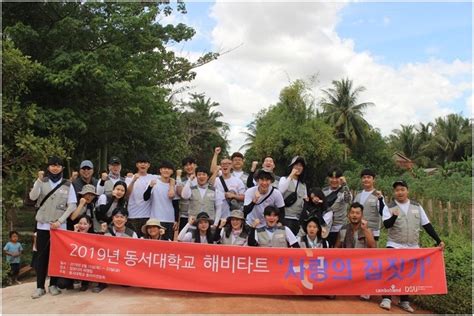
[438,200,444,231]
[427,199,433,219]
[457,203,463,229]
[447,201,452,235]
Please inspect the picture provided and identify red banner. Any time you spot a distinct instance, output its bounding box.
[49,230,447,295]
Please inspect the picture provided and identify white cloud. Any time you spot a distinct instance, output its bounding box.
[174,2,471,152]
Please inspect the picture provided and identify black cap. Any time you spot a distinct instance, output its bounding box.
[392,180,408,189]
[109,156,121,165]
[111,207,129,218]
[159,160,175,170]
[254,168,275,182]
[181,156,196,166]
[360,168,376,178]
[48,156,64,166]
[136,153,151,163]
[195,212,214,225]
[327,167,343,178]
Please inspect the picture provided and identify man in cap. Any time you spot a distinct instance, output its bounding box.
[379,180,445,313]
[353,168,385,243]
[143,160,178,240]
[244,169,285,228]
[278,156,308,235]
[323,167,352,247]
[72,160,98,198]
[125,153,156,236]
[29,156,77,299]
[96,156,125,197]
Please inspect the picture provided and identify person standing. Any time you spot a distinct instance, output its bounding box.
[3,231,23,285]
[181,167,223,223]
[353,168,385,243]
[323,167,352,247]
[214,157,245,219]
[70,160,98,230]
[379,180,445,313]
[176,156,198,233]
[96,156,125,197]
[244,169,285,229]
[230,152,249,187]
[125,154,156,236]
[29,156,77,299]
[247,156,280,188]
[298,217,329,248]
[279,156,308,235]
[143,161,178,240]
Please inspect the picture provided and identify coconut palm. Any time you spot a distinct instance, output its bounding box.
[321,78,374,159]
[432,114,471,163]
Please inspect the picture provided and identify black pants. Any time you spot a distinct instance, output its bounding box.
[178,217,188,235]
[127,218,148,238]
[161,222,175,241]
[10,263,20,277]
[327,231,339,248]
[36,229,58,289]
[382,246,409,302]
[283,218,300,236]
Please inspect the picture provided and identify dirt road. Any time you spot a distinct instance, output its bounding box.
[2,281,429,314]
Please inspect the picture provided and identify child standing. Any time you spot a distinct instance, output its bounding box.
[3,231,23,285]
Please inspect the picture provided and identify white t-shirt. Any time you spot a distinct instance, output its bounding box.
[214,175,246,218]
[244,186,285,228]
[126,174,156,219]
[149,178,179,223]
[382,200,430,248]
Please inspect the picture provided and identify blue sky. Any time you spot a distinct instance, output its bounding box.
[170,1,472,152]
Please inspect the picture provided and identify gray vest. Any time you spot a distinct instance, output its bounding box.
[338,224,368,248]
[256,226,288,248]
[35,179,74,224]
[354,191,381,231]
[189,185,217,219]
[323,186,352,226]
[221,230,248,246]
[387,201,423,245]
[178,177,191,217]
[283,180,307,219]
[102,177,125,198]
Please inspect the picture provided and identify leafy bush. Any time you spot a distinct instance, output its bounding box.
[414,233,472,314]
[2,259,11,287]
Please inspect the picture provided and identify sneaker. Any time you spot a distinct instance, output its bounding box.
[380,298,392,310]
[48,285,62,296]
[79,283,89,291]
[360,294,370,301]
[31,288,46,299]
[399,301,415,313]
[92,284,107,293]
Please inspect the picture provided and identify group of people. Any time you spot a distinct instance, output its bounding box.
[25,147,445,313]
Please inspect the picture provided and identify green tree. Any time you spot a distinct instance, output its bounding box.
[3,2,218,172]
[389,124,419,159]
[2,39,74,228]
[245,80,345,186]
[432,114,471,163]
[178,93,229,166]
[321,78,374,160]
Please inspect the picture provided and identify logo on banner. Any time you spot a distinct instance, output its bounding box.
[375,284,402,293]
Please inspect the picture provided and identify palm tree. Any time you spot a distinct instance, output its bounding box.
[321,78,374,160]
[432,114,471,163]
[239,120,257,151]
[391,124,419,159]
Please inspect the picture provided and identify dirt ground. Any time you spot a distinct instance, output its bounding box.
[1,280,431,314]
